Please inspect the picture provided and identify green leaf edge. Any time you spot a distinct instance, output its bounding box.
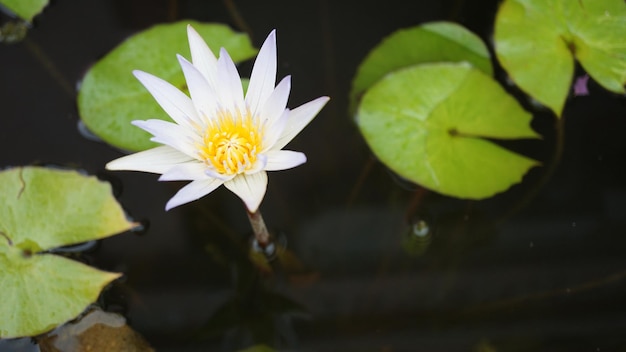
[349,20,494,115]
[0,0,48,22]
[494,0,626,117]
[0,166,135,252]
[0,245,121,339]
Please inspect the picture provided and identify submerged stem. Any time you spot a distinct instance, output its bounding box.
[24,38,74,98]
[246,209,271,248]
[222,0,253,40]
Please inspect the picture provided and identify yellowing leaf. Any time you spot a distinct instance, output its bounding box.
[0,167,134,252]
[0,166,134,338]
[0,245,121,338]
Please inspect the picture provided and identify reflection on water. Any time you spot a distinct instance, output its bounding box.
[76,120,103,143]
[402,218,432,257]
[2,0,626,351]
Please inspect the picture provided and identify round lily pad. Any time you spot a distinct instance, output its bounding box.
[77,21,257,152]
[357,62,540,199]
[494,0,626,117]
[350,21,493,114]
[0,166,134,338]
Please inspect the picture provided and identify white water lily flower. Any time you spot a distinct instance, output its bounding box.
[106,25,329,212]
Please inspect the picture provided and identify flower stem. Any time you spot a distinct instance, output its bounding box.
[247,209,271,248]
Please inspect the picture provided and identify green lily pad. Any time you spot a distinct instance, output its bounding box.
[77,21,258,152]
[350,21,493,115]
[494,0,626,117]
[0,246,121,339]
[357,62,540,199]
[0,0,48,22]
[0,166,134,338]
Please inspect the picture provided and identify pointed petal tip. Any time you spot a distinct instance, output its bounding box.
[264,150,307,171]
[104,160,118,171]
[217,47,237,67]
[105,157,133,172]
[132,70,149,79]
[224,172,267,213]
[132,71,144,83]
[164,192,190,212]
[164,199,178,211]
[311,95,331,110]
[186,23,200,37]
[176,54,193,69]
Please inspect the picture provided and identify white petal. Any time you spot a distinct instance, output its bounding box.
[273,96,330,150]
[263,150,306,171]
[244,154,267,175]
[261,109,288,152]
[106,146,193,174]
[204,167,236,181]
[133,70,198,128]
[177,55,218,122]
[132,119,199,158]
[216,48,246,114]
[261,75,290,126]
[224,171,268,212]
[159,161,208,181]
[165,178,224,211]
[246,30,277,117]
[187,25,218,86]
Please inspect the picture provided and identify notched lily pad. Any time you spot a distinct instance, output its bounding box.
[357,62,540,199]
[77,20,258,152]
[0,0,48,22]
[494,0,626,116]
[350,21,493,114]
[0,166,134,338]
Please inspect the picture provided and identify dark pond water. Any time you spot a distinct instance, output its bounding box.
[2,0,626,351]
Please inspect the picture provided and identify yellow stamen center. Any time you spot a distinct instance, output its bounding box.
[198,111,263,176]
